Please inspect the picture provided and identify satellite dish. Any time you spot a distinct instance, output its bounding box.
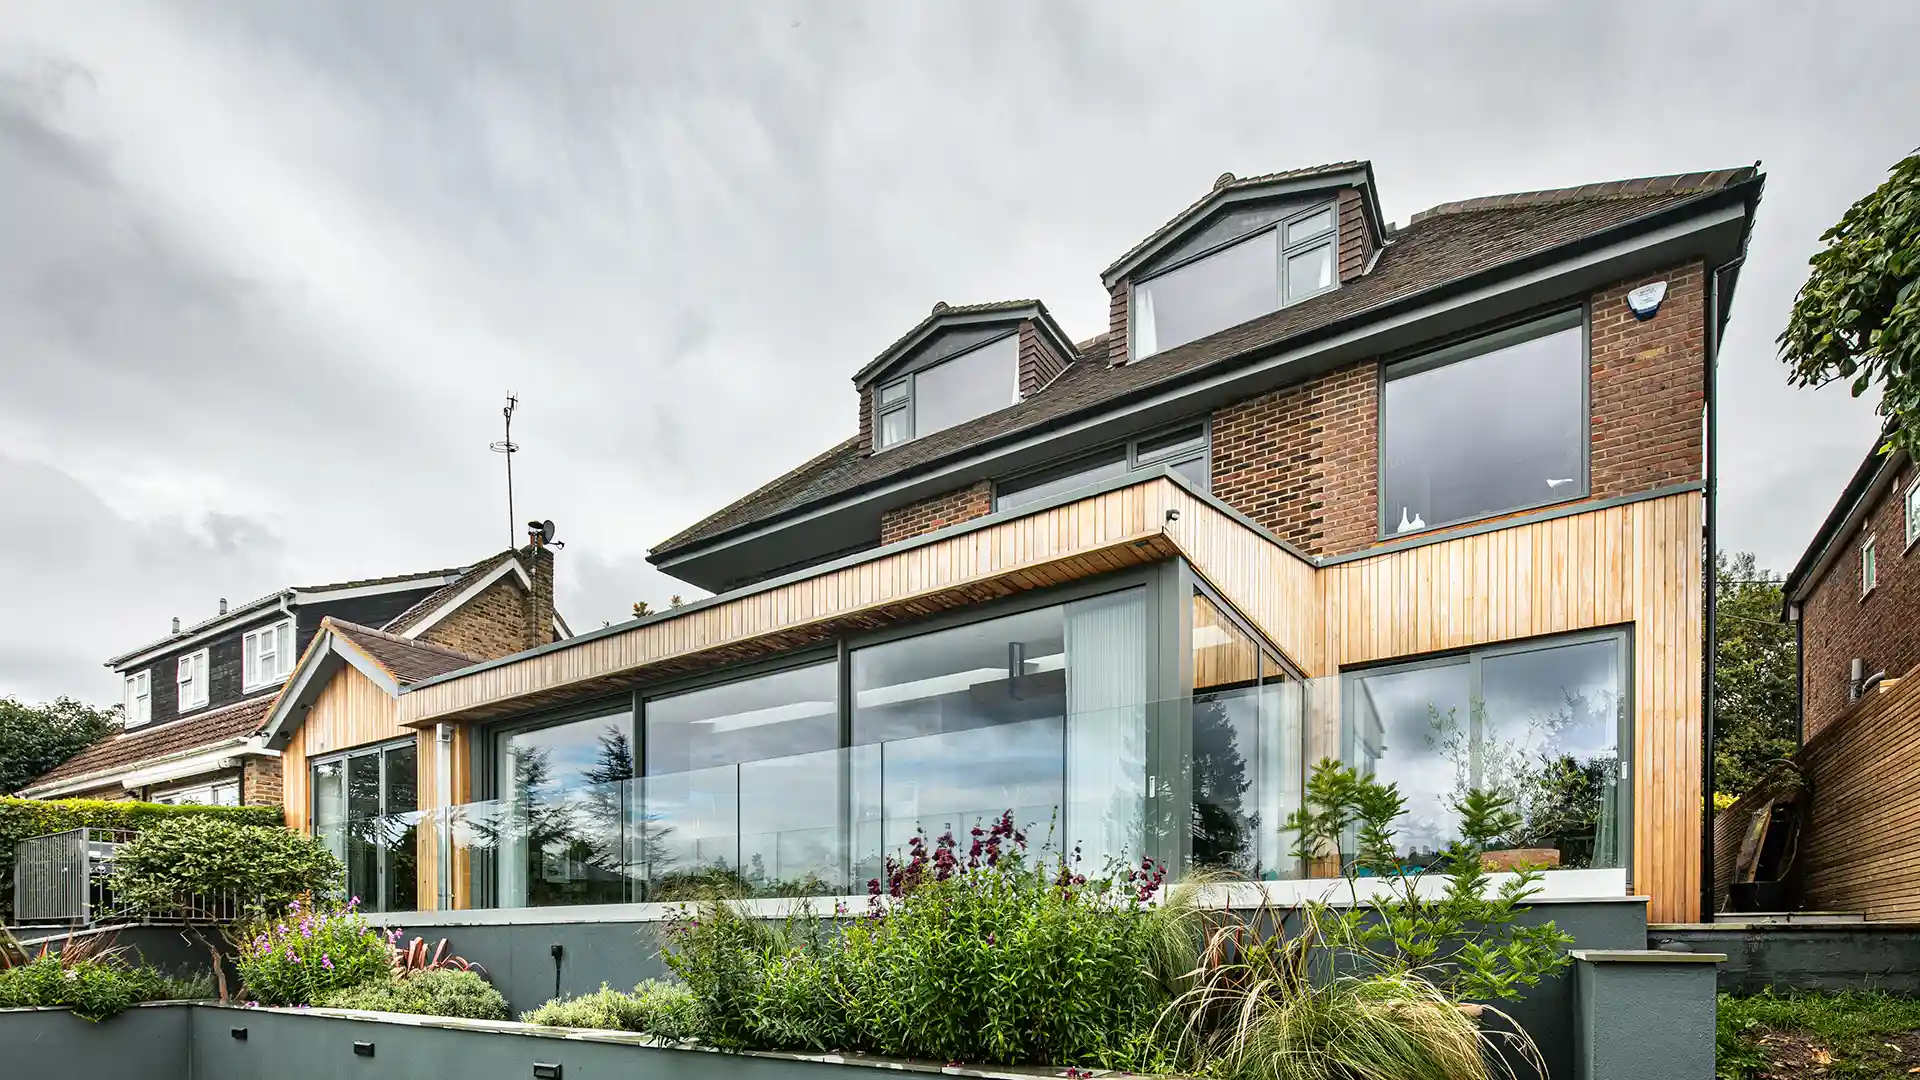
[540,520,557,545]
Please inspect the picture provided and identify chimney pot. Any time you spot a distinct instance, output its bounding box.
[218,597,228,616]
[171,616,181,635]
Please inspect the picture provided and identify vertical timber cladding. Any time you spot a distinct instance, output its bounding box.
[1172,489,1706,923]
[280,662,456,911]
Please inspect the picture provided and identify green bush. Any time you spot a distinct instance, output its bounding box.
[109,816,339,919]
[663,813,1195,1068]
[233,900,390,1006]
[0,797,281,922]
[318,969,508,1020]
[0,954,209,1021]
[520,980,703,1040]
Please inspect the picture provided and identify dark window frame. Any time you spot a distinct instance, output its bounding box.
[308,736,421,912]
[1338,625,1634,878]
[1376,306,1592,540]
[873,329,1021,452]
[1128,201,1339,362]
[993,418,1212,511]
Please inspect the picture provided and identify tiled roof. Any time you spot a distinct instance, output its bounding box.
[1409,168,1758,223]
[856,299,1050,386]
[1101,161,1370,279]
[294,566,467,593]
[25,695,276,789]
[651,168,1756,559]
[326,619,481,685]
[381,550,524,635]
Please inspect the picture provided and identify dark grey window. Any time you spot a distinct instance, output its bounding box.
[1380,312,1587,536]
[995,422,1211,511]
[1131,203,1338,360]
[311,739,419,912]
[875,333,1019,449]
[491,708,636,908]
[1343,630,1628,870]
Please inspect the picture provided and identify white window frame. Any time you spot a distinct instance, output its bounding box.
[243,618,295,691]
[1862,533,1878,597]
[176,649,210,713]
[123,671,151,728]
[1905,474,1920,552]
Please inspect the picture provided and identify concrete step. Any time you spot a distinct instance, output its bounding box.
[1657,911,1869,928]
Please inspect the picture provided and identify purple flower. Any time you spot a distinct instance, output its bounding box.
[288,899,301,913]
[348,895,360,909]
[321,955,333,971]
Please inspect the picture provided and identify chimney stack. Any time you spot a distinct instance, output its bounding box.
[171,616,181,635]
[219,597,228,616]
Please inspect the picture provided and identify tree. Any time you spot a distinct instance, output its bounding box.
[1713,551,1798,797]
[1780,148,1920,452]
[0,696,120,795]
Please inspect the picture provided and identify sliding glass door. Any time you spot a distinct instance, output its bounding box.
[309,739,418,912]
[494,710,635,908]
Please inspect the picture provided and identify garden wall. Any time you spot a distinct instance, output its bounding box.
[1649,923,1920,994]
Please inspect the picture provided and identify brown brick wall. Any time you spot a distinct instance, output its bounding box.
[1590,262,1707,498]
[416,549,558,660]
[1800,462,1920,741]
[1211,362,1381,556]
[880,481,993,545]
[1209,259,1706,558]
[241,756,283,807]
[858,384,875,455]
[1018,319,1070,398]
[1108,282,1130,365]
[1337,187,1372,282]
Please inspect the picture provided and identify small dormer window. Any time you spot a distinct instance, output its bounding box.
[874,332,1020,450]
[1131,201,1338,361]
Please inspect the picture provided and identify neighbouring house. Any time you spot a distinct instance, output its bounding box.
[267,160,1763,923]
[17,547,565,807]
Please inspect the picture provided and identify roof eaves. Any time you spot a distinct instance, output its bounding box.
[1782,435,1905,609]
[103,590,290,669]
[850,300,1046,388]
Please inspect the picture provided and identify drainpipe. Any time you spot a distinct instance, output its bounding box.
[436,723,453,911]
[1701,254,1744,922]
[1792,604,1805,745]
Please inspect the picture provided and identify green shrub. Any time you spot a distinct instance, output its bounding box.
[664,812,1196,1067]
[109,816,339,920]
[318,969,508,1020]
[0,954,208,1021]
[520,980,703,1039]
[0,797,281,922]
[233,900,390,1006]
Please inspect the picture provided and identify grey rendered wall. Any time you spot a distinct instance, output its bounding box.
[1648,924,1920,994]
[388,920,671,1014]
[0,1005,187,1080]
[1573,959,1719,1080]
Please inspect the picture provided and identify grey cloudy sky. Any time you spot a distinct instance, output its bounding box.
[3,2,1916,707]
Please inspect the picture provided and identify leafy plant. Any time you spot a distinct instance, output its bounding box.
[663,811,1197,1068]
[0,797,280,924]
[0,953,209,1021]
[1780,149,1920,454]
[521,979,704,1040]
[0,697,120,797]
[318,968,508,1020]
[232,899,390,1006]
[1284,759,1574,1004]
[388,936,484,977]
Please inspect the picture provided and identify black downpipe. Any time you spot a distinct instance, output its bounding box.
[1701,255,1744,922]
[1794,611,1806,746]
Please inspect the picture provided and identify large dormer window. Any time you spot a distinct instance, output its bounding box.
[874,332,1019,450]
[1131,202,1337,361]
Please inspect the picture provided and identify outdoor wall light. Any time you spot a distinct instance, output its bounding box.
[533,1065,563,1079]
[354,1041,376,1057]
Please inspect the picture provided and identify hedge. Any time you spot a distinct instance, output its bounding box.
[0,797,283,922]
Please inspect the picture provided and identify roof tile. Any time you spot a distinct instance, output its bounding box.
[327,619,481,685]
[25,696,276,789]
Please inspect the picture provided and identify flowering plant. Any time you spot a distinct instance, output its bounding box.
[232,897,390,1005]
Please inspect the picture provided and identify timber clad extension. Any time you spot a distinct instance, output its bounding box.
[272,159,1762,924]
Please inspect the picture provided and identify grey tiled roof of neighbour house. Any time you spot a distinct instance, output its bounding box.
[27,696,276,787]
[649,166,1759,558]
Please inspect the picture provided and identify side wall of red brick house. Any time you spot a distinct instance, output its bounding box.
[1800,464,1920,741]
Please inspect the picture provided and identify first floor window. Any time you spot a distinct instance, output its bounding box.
[312,740,420,912]
[176,650,209,712]
[123,671,151,727]
[1343,631,1628,870]
[1863,533,1878,596]
[1907,475,1920,550]
[1381,311,1587,535]
[244,619,295,690]
[994,421,1210,511]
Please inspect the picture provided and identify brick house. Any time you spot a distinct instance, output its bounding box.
[19,546,565,806]
[271,161,1762,923]
[1782,438,1920,741]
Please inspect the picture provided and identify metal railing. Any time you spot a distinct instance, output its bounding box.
[10,827,243,926]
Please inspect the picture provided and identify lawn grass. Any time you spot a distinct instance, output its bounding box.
[1718,989,1920,1079]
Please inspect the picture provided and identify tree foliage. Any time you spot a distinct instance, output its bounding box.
[1780,148,1920,452]
[1713,551,1798,796]
[0,696,120,795]
[109,815,342,919]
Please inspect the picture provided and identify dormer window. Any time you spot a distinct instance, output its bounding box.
[874,332,1019,450]
[1131,201,1338,361]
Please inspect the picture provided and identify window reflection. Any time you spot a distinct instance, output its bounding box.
[1191,593,1301,879]
[309,740,420,912]
[1345,635,1624,869]
[850,589,1147,885]
[642,661,840,899]
[495,713,636,908]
